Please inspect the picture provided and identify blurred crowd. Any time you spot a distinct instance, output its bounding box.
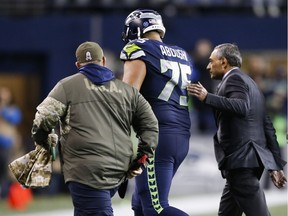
[0,0,286,17]
[0,87,23,199]
[245,54,287,158]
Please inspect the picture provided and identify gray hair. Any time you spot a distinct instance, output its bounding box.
[214,43,242,67]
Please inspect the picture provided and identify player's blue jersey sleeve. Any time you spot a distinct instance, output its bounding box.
[120,39,193,134]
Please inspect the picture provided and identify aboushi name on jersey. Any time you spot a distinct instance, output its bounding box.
[120,38,193,134]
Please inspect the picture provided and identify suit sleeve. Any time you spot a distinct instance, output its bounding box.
[264,114,287,169]
[132,92,159,158]
[205,74,250,117]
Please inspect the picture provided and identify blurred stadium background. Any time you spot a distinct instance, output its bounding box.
[0,0,287,215]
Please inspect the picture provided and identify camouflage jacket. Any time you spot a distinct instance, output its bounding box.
[30,72,158,190]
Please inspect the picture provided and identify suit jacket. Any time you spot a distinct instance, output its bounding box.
[204,68,286,172]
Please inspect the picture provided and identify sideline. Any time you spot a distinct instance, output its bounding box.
[11,189,287,216]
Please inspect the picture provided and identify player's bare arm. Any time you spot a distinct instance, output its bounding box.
[123,60,146,91]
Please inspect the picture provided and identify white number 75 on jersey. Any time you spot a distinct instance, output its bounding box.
[158,59,192,106]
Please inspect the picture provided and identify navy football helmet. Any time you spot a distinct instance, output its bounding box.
[122,9,166,43]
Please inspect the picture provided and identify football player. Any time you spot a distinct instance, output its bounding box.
[120,9,193,216]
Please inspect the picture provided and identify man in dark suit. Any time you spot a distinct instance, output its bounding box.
[187,43,286,216]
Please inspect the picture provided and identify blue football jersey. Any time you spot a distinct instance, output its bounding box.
[120,39,193,134]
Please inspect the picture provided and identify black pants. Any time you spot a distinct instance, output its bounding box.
[218,168,270,216]
[68,182,118,216]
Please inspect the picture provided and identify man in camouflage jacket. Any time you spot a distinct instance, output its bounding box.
[30,41,159,215]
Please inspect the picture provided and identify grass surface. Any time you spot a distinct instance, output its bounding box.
[197,204,287,216]
[0,194,287,216]
[0,194,73,215]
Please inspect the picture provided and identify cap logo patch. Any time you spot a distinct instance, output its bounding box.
[86,51,92,61]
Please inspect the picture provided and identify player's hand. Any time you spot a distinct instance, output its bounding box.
[127,167,143,179]
[187,82,208,102]
[270,170,287,188]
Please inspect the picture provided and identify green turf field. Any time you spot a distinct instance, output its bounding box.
[0,194,72,215]
[199,205,287,216]
[0,194,287,216]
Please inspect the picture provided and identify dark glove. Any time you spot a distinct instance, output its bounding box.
[118,179,128,199]
[129,154,148,171]
[118,154,148,199]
